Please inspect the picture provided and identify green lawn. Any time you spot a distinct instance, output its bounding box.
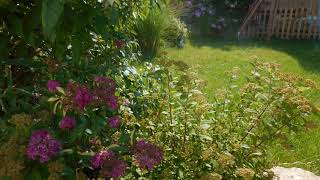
[166,37,320,174]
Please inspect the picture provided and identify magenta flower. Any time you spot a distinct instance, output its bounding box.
[133,140,163,171]
[106,96,118,110]
[59,116,76,130]
[108,116,121,128]
[91,150,113,169]
[47,80,60,92]
[113,40,124,49]
[26,130,62,163]
[74,87,92,110]
[101,156,126,179]
[91,150,126,179]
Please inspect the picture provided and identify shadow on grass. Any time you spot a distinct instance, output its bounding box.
[188,35,320,73]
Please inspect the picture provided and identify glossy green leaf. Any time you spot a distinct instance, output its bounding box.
[42,0,65,41]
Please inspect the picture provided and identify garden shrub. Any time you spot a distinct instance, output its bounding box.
[135,0,189,57]
[0,75,165,179]
[164,16,189,48]
[0,0,142,119]
[115,59,316,179]
[135,5,170,58]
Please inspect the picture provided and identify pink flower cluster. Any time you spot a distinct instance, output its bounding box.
[26,130,62,163]
[91,150,126,179]
[133,140,164,171]
[91,150,113,169]
[75,87,93,111]
[108,116,121,128]
[47,80,60,92]
[47,76,118,112]
[59,116,76,130]
[93,76,118,110]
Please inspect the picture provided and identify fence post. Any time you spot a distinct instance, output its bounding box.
[318,0,320,31]
[266,0,277,40]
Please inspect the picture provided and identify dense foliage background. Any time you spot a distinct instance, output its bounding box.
[185,0,254,36]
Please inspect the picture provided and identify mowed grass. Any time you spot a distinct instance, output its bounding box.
[165,37,320,174]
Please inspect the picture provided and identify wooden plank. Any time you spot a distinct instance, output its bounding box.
[312,0,318,39]
[292,8,300,39]
[276,9,282,38]
[307,0,315,38]
[297,8,304,39]
[302,5,309,39]
[286,8,294,38]
[266,0,277,39]
[262,5,269,38]
[281,9,288,38]
[239,0,264,36]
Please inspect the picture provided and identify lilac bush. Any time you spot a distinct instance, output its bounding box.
[185,0,252,33]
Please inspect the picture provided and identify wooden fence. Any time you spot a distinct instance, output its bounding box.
[239,0,320,39]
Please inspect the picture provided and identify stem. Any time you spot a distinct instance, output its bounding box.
[167,71,175,150]
[183,87,190,144]
[254,123,287,149]
[239,102,271,143]
[167,72,173,125]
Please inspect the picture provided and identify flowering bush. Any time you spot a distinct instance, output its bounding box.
[185,0,253,35]
[0,0,142,118]
[114,59,317,179]
[0,57,317,179]
[0,76,164,179]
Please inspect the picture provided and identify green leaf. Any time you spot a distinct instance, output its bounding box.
[85,129,93,135]
[42,0,65,41]
[95,15,108,41]
[109,145,129,153]
[119,133,130,144]
[26,168,42,180]
[0,58,44,68]
[56,87,65,95]
[61,148,74,155]
[8,15,23,36]
[72,34,81,64]
[48,97,59,102]
[23,1,42,41]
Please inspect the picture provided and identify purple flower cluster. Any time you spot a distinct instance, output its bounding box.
[47,80,60,92]
[50,77,118,112]
[133,140,164,171]
[75,87,93,111]
[91,150,126,179]
[59,116,76,130]
[186,0,215,18]
[26,130,62,163]
[93,76,118,110]
[106,96,118,110]
[108,116,121,128]
[100,155,126,179]
[91,150,113,169]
